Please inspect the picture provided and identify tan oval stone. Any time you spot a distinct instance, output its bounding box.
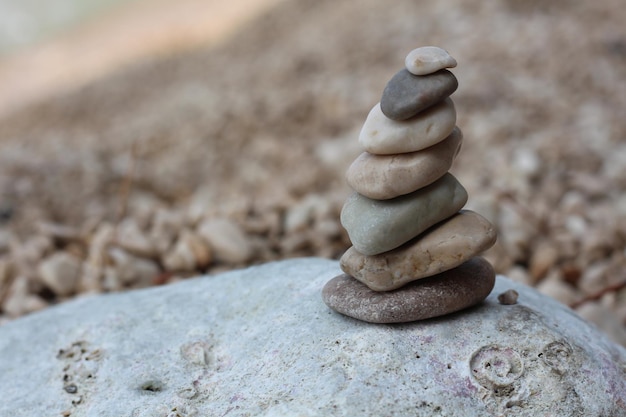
[405,46,457,76]
[340,210,497,291]
[359,98,456,155]
[322,256,495,323]
[346,127,462,200]
[340,173,468,256]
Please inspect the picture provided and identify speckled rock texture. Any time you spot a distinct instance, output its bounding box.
[0,258,624,417]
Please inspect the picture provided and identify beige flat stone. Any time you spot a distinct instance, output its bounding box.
[340,173,467,256]
[346,127,462,200]
[340,210,497,291]
[405,46,457,76]
[359,98,456,155]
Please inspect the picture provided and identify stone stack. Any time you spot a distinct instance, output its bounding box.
[322,47,497,324]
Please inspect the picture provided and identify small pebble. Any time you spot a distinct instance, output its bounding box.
[323,256,495,323]
[87,223,114,269]
[340,210,496,291]
[346,127,462,199]
[340,173,467,256]
[576,302,626,346]
[108,248,160,287]
[198,218,252,264]
[381,69,458,120]
[359,99,456,155]
[497,289,519,305]
[115,219,156,258]
[79,264,103,293]
[150,209,184,254]
[37,252,82,297]
[64,384,78,394]
[3,277,47,317]
[284,194,331,233]
[37,222,82,244]
[163,230,212,271]
[405,46,457,76]
[528,239,559,283]
[536,272,580,306]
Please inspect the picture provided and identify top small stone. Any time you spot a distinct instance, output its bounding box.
[405,46,457,76]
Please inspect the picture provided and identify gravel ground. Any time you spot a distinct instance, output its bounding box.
[0,0,625,345]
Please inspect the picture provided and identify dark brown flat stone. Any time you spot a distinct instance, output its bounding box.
[322,256,495,323]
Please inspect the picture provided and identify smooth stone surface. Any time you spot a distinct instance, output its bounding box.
[324,256,495,323]
[340,210,497,291]
[359,98,456,155]
[380,69,458,120]
[405,46,457,75]
[0,258,625,417]
[346,126,462,200]
[341,173,467,255]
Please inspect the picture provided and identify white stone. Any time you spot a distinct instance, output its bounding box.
[3,276,48,317]
[0,259,624,417]
[37,251,82,296]
[197,218,252,264]
[340,173,468,255]
[163,230,212,272]
[0,229,11,254]
[115,219,156,258]
[150,209,184,254]
[359,99,456,155]
[108,247,160,287]
[405,46,457,75]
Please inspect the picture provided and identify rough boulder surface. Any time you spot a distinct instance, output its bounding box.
[0,258,624,417]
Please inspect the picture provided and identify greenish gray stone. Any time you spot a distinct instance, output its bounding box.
[340,173,468,255]
[380,69,458,121]
[340,210,497,291]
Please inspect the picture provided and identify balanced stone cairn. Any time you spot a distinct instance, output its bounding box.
[322,47,497,324]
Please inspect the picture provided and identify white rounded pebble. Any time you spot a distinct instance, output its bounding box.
[163,230,212,272]
[37,252,82,296]
[198,218,252,264]
[359,99,456,155]
[108,247,160,287]
[3,278,47,317]
[405,46,457,76]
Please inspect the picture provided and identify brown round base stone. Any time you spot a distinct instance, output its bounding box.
[322,256,495,324]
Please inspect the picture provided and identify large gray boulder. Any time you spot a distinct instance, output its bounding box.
[1,258,625,416]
